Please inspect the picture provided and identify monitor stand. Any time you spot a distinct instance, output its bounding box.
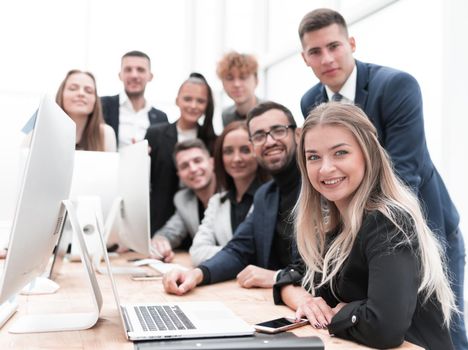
[94,197,148,276]
[8,200,102,333]
[0,298,18,328]
[20,277,59,295]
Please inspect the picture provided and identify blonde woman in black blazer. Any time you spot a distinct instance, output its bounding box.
[279,103,455,350]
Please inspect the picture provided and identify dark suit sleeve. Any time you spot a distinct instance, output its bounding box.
[144,124,178,233]
[377,72,426,192]
[100,96,119,140]
[300,87,318,118]
[328,215,419,349]
[160,110,168,122]
[199,205,257,284]
[100,96,111,123]
[149,108,168,125]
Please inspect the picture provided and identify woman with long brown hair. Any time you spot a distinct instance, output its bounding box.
[190,121,268,265]
[56,69,116,151]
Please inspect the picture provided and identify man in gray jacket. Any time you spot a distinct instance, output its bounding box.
[151,139,216,262]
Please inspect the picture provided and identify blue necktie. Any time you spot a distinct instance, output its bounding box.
[331,93,343,102]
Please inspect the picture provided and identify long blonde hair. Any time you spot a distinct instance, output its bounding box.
[295,102,455,325]
[55,69,105,151]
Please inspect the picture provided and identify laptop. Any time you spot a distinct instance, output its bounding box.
[97,216,255,341]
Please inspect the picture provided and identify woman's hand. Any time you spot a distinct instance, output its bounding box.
[332,302,347,314]
[295,296,335,329]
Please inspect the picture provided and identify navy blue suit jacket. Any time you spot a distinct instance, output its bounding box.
[200,180,287,283]
[300,60,459,240]
[101,94,168,146]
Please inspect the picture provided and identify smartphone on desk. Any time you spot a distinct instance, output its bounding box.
[130,272,162,281]
[254,317,309,334]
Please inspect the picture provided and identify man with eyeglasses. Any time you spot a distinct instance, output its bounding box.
[163,101,301,295]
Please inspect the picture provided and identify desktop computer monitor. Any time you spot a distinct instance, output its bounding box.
[50,140,152,278]
[60,151,119,261]
[70,151,119,220]
[69,140,151,257]
[115,140,152,256]
[0,95,75,305]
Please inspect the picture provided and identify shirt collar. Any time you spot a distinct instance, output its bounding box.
[119,91,149,111]
[246,177,261,196]
[119,91,129,107]
[325,63,357,103]
[226,177,262,203]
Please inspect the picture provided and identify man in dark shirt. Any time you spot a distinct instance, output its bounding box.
[163,101,301,294]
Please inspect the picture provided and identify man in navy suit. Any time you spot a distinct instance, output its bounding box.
[162,101,301,294]
[298,8,466,348]
[101,50,168,148]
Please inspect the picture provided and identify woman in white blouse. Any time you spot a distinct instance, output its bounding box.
[189,121,268,265]
[55,69,116,151]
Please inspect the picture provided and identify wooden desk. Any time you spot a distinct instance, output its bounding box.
[0,253,422,349]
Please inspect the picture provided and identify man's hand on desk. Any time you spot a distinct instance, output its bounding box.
[151,235,175,262]
[236,265,275,288]
[163,268,203,295]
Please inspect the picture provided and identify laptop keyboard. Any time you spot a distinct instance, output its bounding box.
[134,305,196,332]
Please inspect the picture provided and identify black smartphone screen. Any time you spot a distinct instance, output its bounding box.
[256,317,295,328]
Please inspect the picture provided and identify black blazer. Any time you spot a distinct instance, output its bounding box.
[276,211,453,350]
[300,60,459,242]
[101,94,168,146]
[144,122,216,234]
[145,122,179,234]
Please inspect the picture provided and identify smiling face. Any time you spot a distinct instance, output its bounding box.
[62,72,96,120]
[304,124,365,214]
[222,128,257,183]
[175,147,214,191]
[119,56,153,98]
[248,109,296,174]
[301,23,356,93]
[176,82,208,128]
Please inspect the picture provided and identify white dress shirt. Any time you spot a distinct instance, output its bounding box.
[325,64,357,103]
[118,91,151,149]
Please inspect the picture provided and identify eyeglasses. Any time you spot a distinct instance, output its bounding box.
[250,124,295,146]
